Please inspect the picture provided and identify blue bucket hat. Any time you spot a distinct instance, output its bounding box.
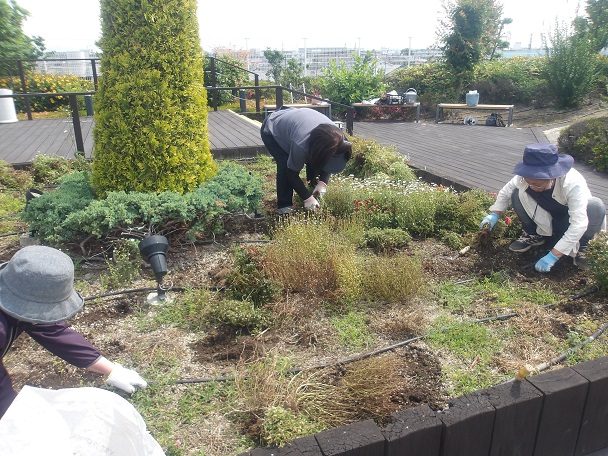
[512,143,573,179]
[0,246,84,324]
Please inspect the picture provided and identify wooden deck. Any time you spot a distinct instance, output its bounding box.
[1,112,606,206]
[354,121,608,204]
[0,110,267,166]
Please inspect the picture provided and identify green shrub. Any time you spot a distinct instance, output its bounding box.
[92,0,215,195]
[30,154,71,185]
[154,288,270,332]
[344,136,416,182]
[542,23,597,108]
[23,162,263,243]
[586,232,608,289]
[100,239,141,290]
[226,244,279,307]
[0,73,93,112]
[0,160,33,191]
[364,227,411,251]
[557,115,608,172]
[263,214,362,301]
[261,406,321,447]
[23,171,96,242]
[472,57,548,106]
[384,62,459,111]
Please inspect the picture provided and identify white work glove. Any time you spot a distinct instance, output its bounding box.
[312,181,327,198]
[303,195,320,210]
[106,363,148,393]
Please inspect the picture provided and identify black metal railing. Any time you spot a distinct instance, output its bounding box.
[206,85,355,134]
[0,91,94,152]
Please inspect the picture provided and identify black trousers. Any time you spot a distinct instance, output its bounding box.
[511,188,605,250]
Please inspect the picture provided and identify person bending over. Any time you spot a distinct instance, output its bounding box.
[260,107,352,214]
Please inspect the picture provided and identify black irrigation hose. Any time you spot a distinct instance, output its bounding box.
[0,231,27,238]
[83,285,223,302]
[174,286,603,385]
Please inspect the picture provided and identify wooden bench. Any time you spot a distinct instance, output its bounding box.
[263,103,331,119]
[352,102,420,123]
[436,103,514,126]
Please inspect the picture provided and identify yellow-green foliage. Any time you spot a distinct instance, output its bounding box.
[0,73,93,112]
[263,214,362,300]
[361,253,425,302]
[344,136,416,181]
[92,0,216,195]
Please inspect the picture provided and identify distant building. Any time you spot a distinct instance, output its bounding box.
[36,50,100,80]
[246,47,443,79]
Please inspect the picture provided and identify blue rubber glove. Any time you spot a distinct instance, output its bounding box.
[535,252,559,272]
[480,213,499,230]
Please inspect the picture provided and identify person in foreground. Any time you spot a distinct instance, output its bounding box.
[0,245,147,418]
[480,143,606,273]
[260,106,352,214]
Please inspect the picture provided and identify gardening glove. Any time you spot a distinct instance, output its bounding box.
[312,181,327,198]
[480,213,499,230]
[106,364,148,394]
[303,196,320,210]
[535,252,559,273]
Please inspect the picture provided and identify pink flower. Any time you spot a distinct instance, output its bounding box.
[504,216,512,225]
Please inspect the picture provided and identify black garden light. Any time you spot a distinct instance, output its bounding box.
[138,235,170,303]
[25,188,43,207]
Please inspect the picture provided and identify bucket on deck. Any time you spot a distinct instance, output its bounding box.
[466,90,479,106]
[0,89,18,124]
[404,88,417,104]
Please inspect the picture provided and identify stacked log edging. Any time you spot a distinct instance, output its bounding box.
[238,356,608,456]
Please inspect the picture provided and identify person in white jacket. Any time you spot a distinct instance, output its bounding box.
[480,143,606,272]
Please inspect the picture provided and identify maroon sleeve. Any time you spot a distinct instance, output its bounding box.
[25,322,102,369]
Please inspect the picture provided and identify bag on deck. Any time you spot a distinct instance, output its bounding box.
[486,113,505,127]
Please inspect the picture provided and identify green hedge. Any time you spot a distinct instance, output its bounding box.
[23,161,263,243]
[558,115,608,172]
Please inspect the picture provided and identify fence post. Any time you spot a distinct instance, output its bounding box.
[239,90,247,113]
[346,106,354,136]
[68,94,85,153]
[210,57,218,111]
[90,58,99,91]
[254,74,260,114]
[84,94,94,116]
[275,87,283,109]
[17,60,32,120]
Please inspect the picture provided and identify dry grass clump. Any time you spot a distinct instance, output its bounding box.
[493,303,576,375]
[369,301,431,339]
[361,252,426,302]
[230,351,406,444]
[263,214,362,300]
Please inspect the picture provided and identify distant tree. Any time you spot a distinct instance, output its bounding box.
[542,21,596,108]
[263,48,285,83]
[573,0,608,52]
[320,51,385,107]
[92,0,216,195]
[0,0,44,75]
[438,0,508,80]
[204,52,250,105]
[280,58,304,89]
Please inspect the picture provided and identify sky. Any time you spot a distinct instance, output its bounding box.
[17,0,583,53]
